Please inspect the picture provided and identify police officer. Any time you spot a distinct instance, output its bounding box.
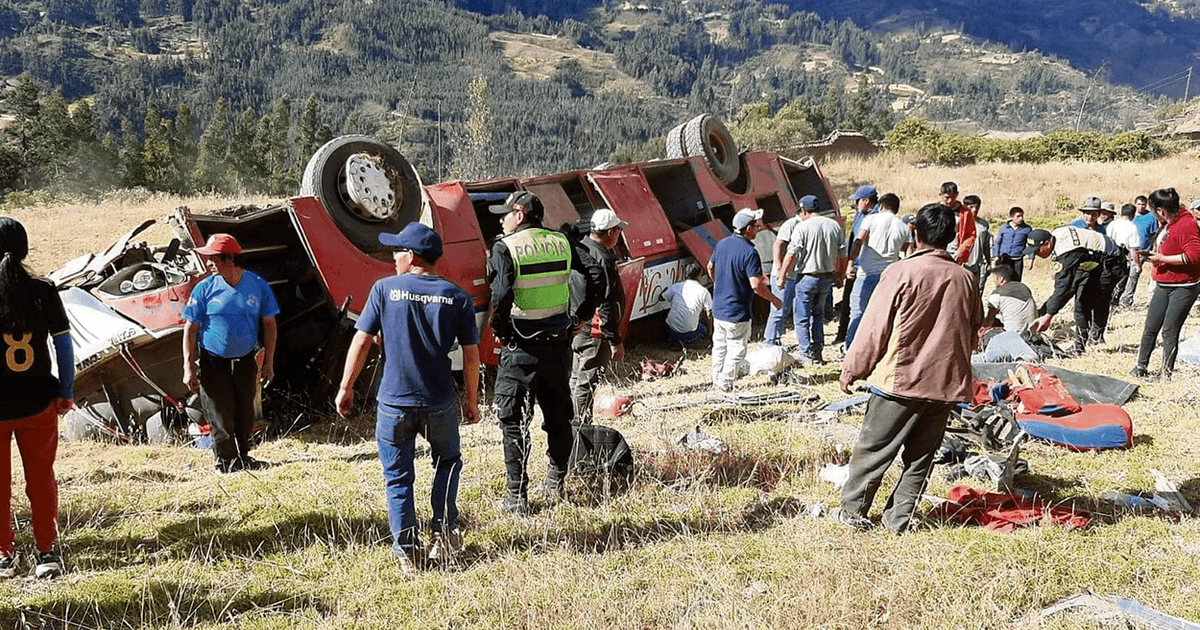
[487,191,593,513]
[1027,225,1126,353]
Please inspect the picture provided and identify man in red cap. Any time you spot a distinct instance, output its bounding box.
[182,233,280,473]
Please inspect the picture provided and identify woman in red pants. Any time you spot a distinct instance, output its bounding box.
[0,217,73,579]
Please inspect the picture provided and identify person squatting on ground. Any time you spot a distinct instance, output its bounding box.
[832,203,982,534]
[487,191,595,512]
[777,196,845,364]
[983,264,1038,332]
[336,223,480,572]
[1130,188,1200,381]
[763,210,803,346]
[1027,222,1125,353]
[569,208,628,425]
[844,192,912,350]
[993,207,1032,281]
[1106,203,1143,307]
[0,217,71,580]
[834,185,878,345]
[661,263,712,344]
[182,234,278,474]
[709,208,782,392]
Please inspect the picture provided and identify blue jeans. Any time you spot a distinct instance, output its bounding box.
[794,274,834,359]
[764,276,797,345]
[845,273,881,350]
[667,321,708,344]
[375,400,463,555]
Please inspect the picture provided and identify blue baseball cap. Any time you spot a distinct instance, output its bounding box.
[798,195,818,210]
[849,185,877,201]
[379,222,443,261]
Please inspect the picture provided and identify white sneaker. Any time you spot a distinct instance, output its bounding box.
[35,551,63,579]
[0,553,15,579]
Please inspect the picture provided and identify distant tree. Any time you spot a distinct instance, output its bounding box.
[173,102,198,192]
[267,96,295,194]
[316,124,333,148]
[120,117,146,187]
[228,107,263,190]
[143,102,180,191]
[193,98,232,192]
[9,75,41,185]
[30,89,73,185]
[451,75,494,180]
[298,94,320,162]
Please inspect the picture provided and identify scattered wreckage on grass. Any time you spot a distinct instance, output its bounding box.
[54,114,842,444]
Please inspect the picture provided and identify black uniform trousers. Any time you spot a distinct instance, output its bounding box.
[494,336,575,498]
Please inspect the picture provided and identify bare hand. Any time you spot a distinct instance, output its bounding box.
[462,401,481,425]
[846,267,857,280]
[1030,314,1053,334]
[55,397,75,415]
[612,343,625,361]
[336,387,354,418]
[260,363,274,387]
[183,366,199,393]
[839,376,853,395]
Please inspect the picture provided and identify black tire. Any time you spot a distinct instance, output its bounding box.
[665,121,687,159]
[299,135,424,256]
[145,404,202,445]
[683,114,740,185]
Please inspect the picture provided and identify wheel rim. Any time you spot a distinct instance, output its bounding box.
[338,152,399,222]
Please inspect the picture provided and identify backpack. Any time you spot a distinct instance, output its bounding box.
[568,422,635,478]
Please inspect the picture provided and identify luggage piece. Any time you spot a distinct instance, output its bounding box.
[568,423,634,477]
[1016,403,1133,450]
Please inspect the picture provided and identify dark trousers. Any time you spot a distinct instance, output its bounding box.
[1068,268,1104,351]
[840,393,953,534]
[1136,282,1200,374]
[495,338,575,498]
[834,275,855,342]
[197,349,259,470]
[1091,256,1127,341]
[570,333,611,426]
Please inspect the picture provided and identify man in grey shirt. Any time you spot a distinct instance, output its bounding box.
[777,195,845,363]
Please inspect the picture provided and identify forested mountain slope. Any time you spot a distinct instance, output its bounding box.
[0,0,1186,190]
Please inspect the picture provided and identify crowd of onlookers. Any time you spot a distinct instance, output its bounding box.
[662,184,1200,532]
[662,183,1200,388]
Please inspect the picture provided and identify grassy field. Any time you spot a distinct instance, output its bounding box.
[3,155,1200,628]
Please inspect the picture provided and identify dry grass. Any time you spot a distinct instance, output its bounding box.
[821,150,1200,227]
[4,159,1200,628]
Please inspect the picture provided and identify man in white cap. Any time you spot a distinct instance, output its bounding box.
[570,208,628,426]
[777,197,846,363]
[708,208,782,391]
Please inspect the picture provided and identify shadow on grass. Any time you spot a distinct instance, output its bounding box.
[452,494,810,569]
[2,580,333,629]
[63,511,391,572]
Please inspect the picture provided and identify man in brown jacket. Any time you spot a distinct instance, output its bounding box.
[833,202,982,534]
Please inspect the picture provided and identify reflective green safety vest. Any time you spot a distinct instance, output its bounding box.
[502,227,572,320]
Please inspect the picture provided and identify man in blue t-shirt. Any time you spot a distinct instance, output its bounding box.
[1128,195,1160,306]
[183,233,280,474]
[336,222,479,573]
[707,208,782,392]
